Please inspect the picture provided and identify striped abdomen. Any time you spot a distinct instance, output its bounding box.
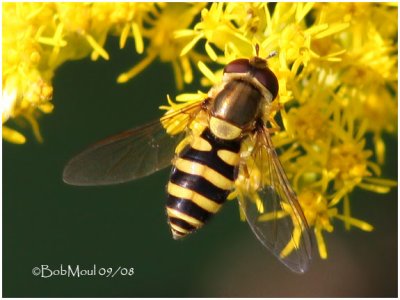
[166,127,241,239]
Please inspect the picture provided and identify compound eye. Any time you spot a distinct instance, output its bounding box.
[224,58,279,100]
[224,59,251,74]
[254,68,279,100]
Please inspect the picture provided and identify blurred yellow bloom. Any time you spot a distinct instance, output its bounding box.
[2,2,189,142]
[2,2,157,143]
[117,3,207,89]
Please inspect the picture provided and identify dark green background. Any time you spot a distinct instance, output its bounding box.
[3,37,398,297]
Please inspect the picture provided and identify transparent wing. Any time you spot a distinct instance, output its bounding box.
[63,100,204,186]
[238,126,312,273]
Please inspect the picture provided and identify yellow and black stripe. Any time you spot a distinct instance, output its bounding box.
[166,127,241,239]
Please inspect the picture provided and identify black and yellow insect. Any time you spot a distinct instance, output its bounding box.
[63,50,313,273]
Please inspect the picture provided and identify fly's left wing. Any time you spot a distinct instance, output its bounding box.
[237,126,313,273]
[63,100,204,186]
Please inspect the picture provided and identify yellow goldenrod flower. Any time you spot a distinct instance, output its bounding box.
[276,189,374,259]
[312,2,398,164]
[176,3,253,62]
[117,3,207,89]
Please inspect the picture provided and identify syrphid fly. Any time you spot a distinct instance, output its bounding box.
[63,46,312,273]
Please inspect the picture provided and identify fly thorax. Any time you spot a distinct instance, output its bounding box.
[210,80,263,140]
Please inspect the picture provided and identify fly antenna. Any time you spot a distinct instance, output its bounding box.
[266,50,278,60]
[255,44,260,57]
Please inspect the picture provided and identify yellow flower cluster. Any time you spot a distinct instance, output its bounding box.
[2,3,204,143]
[2,3,397,259]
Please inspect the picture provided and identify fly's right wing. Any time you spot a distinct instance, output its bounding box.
[63,100,205,186]
[237,126,313,273]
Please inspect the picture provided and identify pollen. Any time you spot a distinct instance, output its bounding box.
[286,104,330,143]
[328,143,370,183]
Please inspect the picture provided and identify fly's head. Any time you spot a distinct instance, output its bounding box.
[223,50,279,101]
